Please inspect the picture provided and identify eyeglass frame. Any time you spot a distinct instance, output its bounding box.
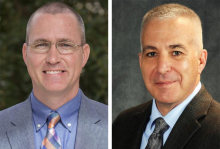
[27,41,84,54]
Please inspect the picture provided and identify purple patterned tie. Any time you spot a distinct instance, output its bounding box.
[41,112,62,149]
[145,117,169,149]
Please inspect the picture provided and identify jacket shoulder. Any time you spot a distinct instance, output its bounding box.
[113,100,152,125]
[0,99,30,134]
[85,97,108,118]
[0,100,29,120]
[207,99,220,126]
[81,93,108,127]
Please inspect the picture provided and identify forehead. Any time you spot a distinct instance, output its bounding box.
[28,13,81,43]
[141,17,199,48]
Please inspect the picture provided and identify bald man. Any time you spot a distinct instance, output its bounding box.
[0,2,107,149]
[113,3,220,149]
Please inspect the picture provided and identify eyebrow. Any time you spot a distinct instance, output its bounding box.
[169,44,186,50]
[32,39,48,43]
[142,43,187,53]
[142,45,157,53]
[57,38,73,42]
[32,38,73,43]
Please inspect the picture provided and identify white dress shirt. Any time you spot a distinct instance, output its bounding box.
[140,82,202,149]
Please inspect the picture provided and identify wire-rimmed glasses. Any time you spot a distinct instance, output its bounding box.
[27,41,83,54]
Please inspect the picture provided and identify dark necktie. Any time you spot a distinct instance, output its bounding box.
[145,117,169,149]
[41,112,62,149]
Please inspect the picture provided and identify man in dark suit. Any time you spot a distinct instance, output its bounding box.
[0,2,107,149]
[113,3,220,149]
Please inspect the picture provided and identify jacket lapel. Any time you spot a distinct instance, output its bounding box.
[75,93,106,149]
[119,101,152,149]
[6,98,35,149]
[163,85,211,149]
[129,107,152,149]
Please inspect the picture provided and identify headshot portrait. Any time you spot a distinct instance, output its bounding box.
[0,1,108,149]
[113,0,220,149]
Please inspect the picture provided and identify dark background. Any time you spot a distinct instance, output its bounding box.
[0,0,108,110]
[113,0,220,120]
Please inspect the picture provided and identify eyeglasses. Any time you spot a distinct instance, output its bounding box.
[27,41,83,54]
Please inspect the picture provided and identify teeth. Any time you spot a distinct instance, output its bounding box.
[45,71,62,74]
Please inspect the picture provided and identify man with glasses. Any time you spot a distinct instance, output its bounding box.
[0,2,107,149]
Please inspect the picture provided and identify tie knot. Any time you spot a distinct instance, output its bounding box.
[153,117,169,134]
[47,112,60,128]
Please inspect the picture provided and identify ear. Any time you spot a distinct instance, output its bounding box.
[139,52,142,68]
[82,43,90,67]
[22,43,28,66]
[198,49,207,74]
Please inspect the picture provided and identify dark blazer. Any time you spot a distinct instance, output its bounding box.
[0,92,108,149]
[113,85,220,149]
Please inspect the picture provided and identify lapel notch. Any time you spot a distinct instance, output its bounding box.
[75,93,107,149]
[6,98,35,149]
[163,85,212,149]
[120,101,152,149]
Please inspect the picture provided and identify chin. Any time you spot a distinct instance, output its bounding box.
[154,93,177,103]
[43,85,67,93]
[156,98,173,104]
[157,95,184,108]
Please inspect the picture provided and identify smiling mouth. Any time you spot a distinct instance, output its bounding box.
[156,81,174,84]
[155,81,176,85]
[43,70,65,74]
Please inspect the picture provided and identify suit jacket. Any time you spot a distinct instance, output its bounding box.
[0,92,108,149]
[113,85,220,149]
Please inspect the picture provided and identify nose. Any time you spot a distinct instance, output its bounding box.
[156,54,171,75]
[45,44,61,64]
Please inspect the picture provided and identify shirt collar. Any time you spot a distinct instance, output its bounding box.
[149,82,201,129]
[31,89,82,132]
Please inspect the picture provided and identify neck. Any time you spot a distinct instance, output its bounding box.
[33,87,79,110]
[156,102,177,116]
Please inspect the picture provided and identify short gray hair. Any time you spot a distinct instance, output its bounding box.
[140,3,203,51]
[26,2,86,45]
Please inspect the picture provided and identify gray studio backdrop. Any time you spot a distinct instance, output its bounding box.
[112,0,220,120]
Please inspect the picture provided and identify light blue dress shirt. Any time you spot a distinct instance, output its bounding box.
[30,89,82,149]
[140,82,201,149]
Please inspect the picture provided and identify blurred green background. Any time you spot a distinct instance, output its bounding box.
[0,0,108,110]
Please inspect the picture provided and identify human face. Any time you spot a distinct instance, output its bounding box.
[139,17,207,111]
[23,13,90,96]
